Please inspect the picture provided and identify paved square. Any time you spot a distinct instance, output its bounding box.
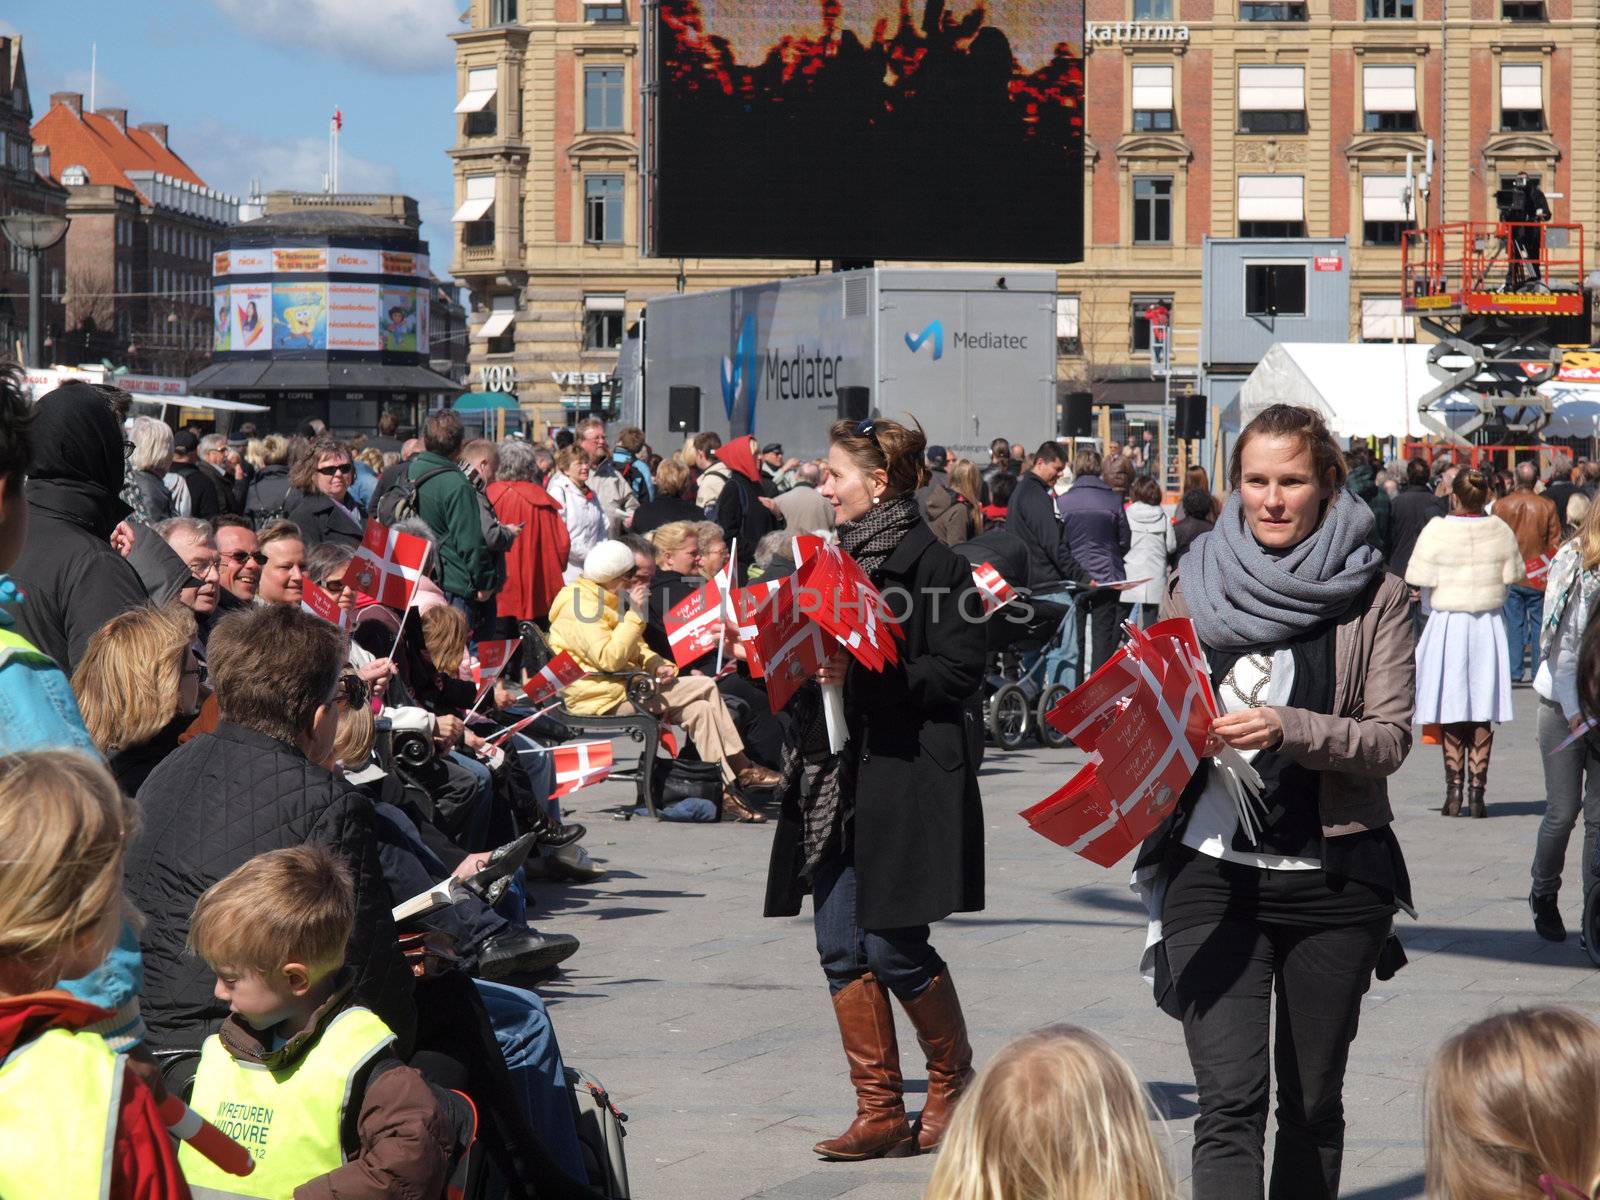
[537,692,1599,1199]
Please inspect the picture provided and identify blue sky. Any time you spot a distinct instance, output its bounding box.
[5,0,461,271]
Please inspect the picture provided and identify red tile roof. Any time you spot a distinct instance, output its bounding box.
[31,102,207,203]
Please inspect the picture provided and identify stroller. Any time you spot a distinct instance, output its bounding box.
[979,582,1083,752]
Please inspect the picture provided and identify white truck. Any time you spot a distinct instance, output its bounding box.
[616,268,1059,460]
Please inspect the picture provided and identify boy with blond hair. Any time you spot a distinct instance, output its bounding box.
[182,845,452,1199]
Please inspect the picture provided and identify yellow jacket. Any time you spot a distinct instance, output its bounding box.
[547,577,667,714]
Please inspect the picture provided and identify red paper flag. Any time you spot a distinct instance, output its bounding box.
[522,651,586,706]
[1043,646,1140,751]
[796,543,902,671]
[752,575,830,712]
[473,639,521,689]
[349,519,430,610]
[300,577,348,629]
[971,562,1017,615]
[1525,553,1554,590]
[665,576,726,668]
[550,740,614,798]
[732,579,783,678]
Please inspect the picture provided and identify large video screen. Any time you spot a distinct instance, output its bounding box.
[650,0,1084,264]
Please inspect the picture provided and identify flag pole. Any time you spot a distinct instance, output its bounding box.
[714,537,737,674]
[387,543,430,661]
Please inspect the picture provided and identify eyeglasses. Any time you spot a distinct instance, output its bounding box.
[122,440,135,460]
[181,658,207,685]
[186,558,221,581]
[223,550,269,567]
[335,674,371,709]
[317,464,355,478]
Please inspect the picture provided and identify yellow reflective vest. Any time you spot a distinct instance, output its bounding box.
[180,1006,395,1200]
[0,1026,124,1200]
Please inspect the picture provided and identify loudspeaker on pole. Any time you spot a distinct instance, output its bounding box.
[1175,394,1207,441]
[837,386,870,422]
[1060,391,1093,438]
[667,385,700,432]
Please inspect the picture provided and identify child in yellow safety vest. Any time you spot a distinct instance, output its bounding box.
[182,845,453,1200]
[0,751,191,1200]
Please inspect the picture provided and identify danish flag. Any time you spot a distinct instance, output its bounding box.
[472,639,521,689]
[732,579,783,678]
[522,651,587,706]
[550,740,614,798]
[752,574,831,712]
[970,562,1017,615]
[795,542,902,671]
[349,519,430,610]
[665,561,734,668]
[300,577,349,630]
[1525,553,1555,589]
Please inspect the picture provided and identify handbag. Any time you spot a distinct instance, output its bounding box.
[650,755,725,817]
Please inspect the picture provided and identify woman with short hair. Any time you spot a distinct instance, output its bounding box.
[127,415,179,523]
[765,417,986,1162]
[630,457,704,535]
[1138,403,1415,1200]
[287,435,364,547]
[547,445,607,583]
[488,439,569,629]
[1120,473,1176,627]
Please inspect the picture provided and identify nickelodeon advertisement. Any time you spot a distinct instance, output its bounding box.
[272,283,328,351]
[380,286,420,353]
[231,284,271,350]
[651,0,1085,263]
[212,286,232,352]
[328,282,382,351]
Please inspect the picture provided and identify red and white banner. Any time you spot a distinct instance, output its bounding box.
[665,573,728,667]
[1022,619,1216,867]
[550,740,614,798]
[472,639,521,688]
[522,651,587,706]
[1525,553,1554,590]
[349,519,430,610]
[300,578,349,630]
[971,562,1017,616]
[752,574,832,712]
[795,542,902,671]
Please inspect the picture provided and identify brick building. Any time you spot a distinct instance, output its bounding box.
[31,92,236,376]
[0,36,67,364]
[451,0,1600,437]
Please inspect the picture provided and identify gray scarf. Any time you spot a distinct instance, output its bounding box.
[1185,488,1383,651]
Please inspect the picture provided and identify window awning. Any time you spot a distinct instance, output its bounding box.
[1238,175,1304,221]
[584,294,625,312]
[1363,65,1416,112]
[1132,65,1173,111]
[1239,65,1304,111]
[476,310,515,340]
[1502,63,1543,110]
[455,68,498,113]
[453,175,496,222]
[1362,175,1409,222]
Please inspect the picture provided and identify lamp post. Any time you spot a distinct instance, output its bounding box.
[0,212,69,368]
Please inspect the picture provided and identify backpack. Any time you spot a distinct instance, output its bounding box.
[375,465,454,527]
[615,452,650,505]
[566,1066,630,1198]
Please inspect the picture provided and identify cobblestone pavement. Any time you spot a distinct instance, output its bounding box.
[534,689,1598,1199]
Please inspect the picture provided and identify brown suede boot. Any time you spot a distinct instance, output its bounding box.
[813,974,917,1161]
[898,970,975,1152]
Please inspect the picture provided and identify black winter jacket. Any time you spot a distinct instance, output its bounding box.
[127,722,415,1055]
[1006,472,1089,591]
[1388,483,1448,580]
[714,470,775,585]
[245,465,295,526]
[288,491,365,548]
[11,383,146,673]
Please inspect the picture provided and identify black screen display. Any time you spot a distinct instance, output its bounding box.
[650,0,1085,264]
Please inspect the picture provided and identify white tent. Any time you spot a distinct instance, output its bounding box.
[1239,343,1478,439]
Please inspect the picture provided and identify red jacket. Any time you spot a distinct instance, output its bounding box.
[0,992,190,1200]
[488,479,570,623]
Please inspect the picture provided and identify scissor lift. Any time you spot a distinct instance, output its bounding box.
[1401,221,1586,445]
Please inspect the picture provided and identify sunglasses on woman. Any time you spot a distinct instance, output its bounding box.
[317,463,355,478]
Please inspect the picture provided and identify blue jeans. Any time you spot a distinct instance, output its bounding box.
[812,850,943,1000]
[1503,584,1545,680]
[473,979,587,1183]
[447,750,496,850]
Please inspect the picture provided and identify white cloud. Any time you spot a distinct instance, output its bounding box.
[212,0,459,73]
[183,121,404,200]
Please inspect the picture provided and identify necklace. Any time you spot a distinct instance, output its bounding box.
[1222,654,1273,709]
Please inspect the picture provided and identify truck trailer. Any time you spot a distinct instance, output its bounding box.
[617,268,1059,460]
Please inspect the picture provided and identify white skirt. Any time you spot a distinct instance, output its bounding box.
[1414,609,1514,725]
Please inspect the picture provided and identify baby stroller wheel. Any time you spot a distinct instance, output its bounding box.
[1036,684,1073,750]
[988,684,1031,751]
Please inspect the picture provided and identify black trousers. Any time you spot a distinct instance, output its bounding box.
[1164,913,1390,1200]
[1075,588,1125,675]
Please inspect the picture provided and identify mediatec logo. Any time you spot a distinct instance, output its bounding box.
[720,313,758,419]
[904,320,944,360]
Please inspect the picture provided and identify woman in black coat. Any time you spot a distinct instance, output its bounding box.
[764,417,985,1162]
[286,435,365,547]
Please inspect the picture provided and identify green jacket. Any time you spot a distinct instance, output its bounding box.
[409,451,493,597]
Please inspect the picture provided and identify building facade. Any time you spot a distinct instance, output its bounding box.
[31,92,236,376]
[0,36,67,364]
[451,0,1600,439]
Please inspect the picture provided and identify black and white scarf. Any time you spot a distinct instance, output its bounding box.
[784,494,922,878]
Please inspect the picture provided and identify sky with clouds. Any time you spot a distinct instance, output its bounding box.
[7,0,461,272]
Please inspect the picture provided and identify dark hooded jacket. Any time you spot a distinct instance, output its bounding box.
[10,383,146,673]
[712,440,775,585]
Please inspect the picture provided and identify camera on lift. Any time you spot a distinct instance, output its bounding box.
[1496,180,1533,224]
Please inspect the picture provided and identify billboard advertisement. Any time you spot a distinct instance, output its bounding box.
[380,286,422,353]
[212,247,430,279]
[649,0,1085,263]
[213,286,232,352]
[328,282,382,351]
[231,284,272,350]
[272,282,328,350]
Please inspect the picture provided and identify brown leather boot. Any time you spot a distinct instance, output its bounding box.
[1442,764,1463,817]
[1468,785,1487,819]
[813,974,917,1161]
[898,970,975,1152]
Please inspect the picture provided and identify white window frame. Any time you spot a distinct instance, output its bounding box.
[1362,175,1410,222]
[1131,64,1174,113]
[1500,62,1543,111]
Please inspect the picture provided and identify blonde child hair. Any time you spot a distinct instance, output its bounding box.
[0,752,132,990]
[188,846,354,980]
[924,1025,1173,1200]
[1426,1007,1600,1200]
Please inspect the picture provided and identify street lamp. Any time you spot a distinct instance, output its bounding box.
[0,212,69,368]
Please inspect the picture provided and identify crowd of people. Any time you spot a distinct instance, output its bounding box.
[4,360,1600,1200]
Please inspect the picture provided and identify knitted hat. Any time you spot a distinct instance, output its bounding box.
[583,540,636,584]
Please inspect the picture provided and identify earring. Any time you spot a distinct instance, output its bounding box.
[872,494,881,505]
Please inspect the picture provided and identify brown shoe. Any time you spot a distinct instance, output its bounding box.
[721,788,766,823]
[1442,764,1463,817]
[898,970,974,1153]
[735,763,782,790]
[813,974,917,1161]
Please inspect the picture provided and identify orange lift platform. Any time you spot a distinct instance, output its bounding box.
[1400,221,1587,445]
